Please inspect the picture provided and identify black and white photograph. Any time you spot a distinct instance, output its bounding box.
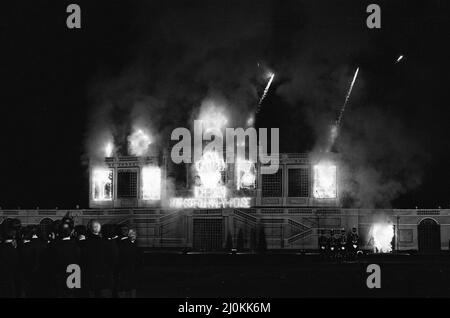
[1,0,450,307]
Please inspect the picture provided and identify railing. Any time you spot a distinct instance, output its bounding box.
[3,208,450,221]
[3,207,450,219]
[288,219,309,232]
[287,229,313,244]
[233,209,257,223]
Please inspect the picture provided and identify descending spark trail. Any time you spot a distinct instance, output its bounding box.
[256,72,275,113]
[336,67,359,127]
[327,67,359,152]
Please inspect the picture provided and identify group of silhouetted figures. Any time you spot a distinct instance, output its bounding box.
[0,217,142,298]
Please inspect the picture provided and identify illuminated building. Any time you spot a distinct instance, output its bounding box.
[0,151,445,254]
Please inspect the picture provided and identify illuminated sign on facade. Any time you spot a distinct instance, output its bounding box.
[169,150,251,209]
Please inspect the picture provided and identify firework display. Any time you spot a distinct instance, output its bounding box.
[1,0,448,301]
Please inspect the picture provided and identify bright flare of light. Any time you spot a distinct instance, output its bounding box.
[104,142,114,157]
[371,223,394,253]
[313,163,337,199]
[142,166,161,200]
[92,168,113,201]
[396,55,404,63]
[236,158,256,190]
[128,128,152,156]
[195,150,226,189]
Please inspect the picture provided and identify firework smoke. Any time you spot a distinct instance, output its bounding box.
[128,127,152,156]
[197,99,229,133]
[85,0,269,163]
[104,141,114,157]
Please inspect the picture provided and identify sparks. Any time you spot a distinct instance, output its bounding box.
[256,72,275,113]
[327,66,359,151]
[371,223,394,253]
[336,67,359,127]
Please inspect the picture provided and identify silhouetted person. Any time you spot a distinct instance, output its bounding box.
[11,218,22,242]
[19,226,36,297]
[130,228,141,297]
[319,233,328,251]
[31,224,54,297]
[85,220,111,297]
[74,224,89,297]
[0,228,19,297]
[102,224,119,297]
[50,220,61,241]
[61,216,74,230]
[347,227,359,246]
[74,225,87,242]
[116,225,141,298]
[49,223,80,298]
[27,225,48,297]
[116,225,131,297]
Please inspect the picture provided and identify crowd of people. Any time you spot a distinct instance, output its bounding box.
[0,217,142,298]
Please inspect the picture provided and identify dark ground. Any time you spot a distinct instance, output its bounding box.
[138,252,450,298]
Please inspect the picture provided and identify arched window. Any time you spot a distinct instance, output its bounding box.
[418,218,440,254]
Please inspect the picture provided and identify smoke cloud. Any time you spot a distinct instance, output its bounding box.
[84,0,429,207]
[85,0,272,161]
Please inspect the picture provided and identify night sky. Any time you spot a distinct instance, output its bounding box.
[1,0,449,209]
